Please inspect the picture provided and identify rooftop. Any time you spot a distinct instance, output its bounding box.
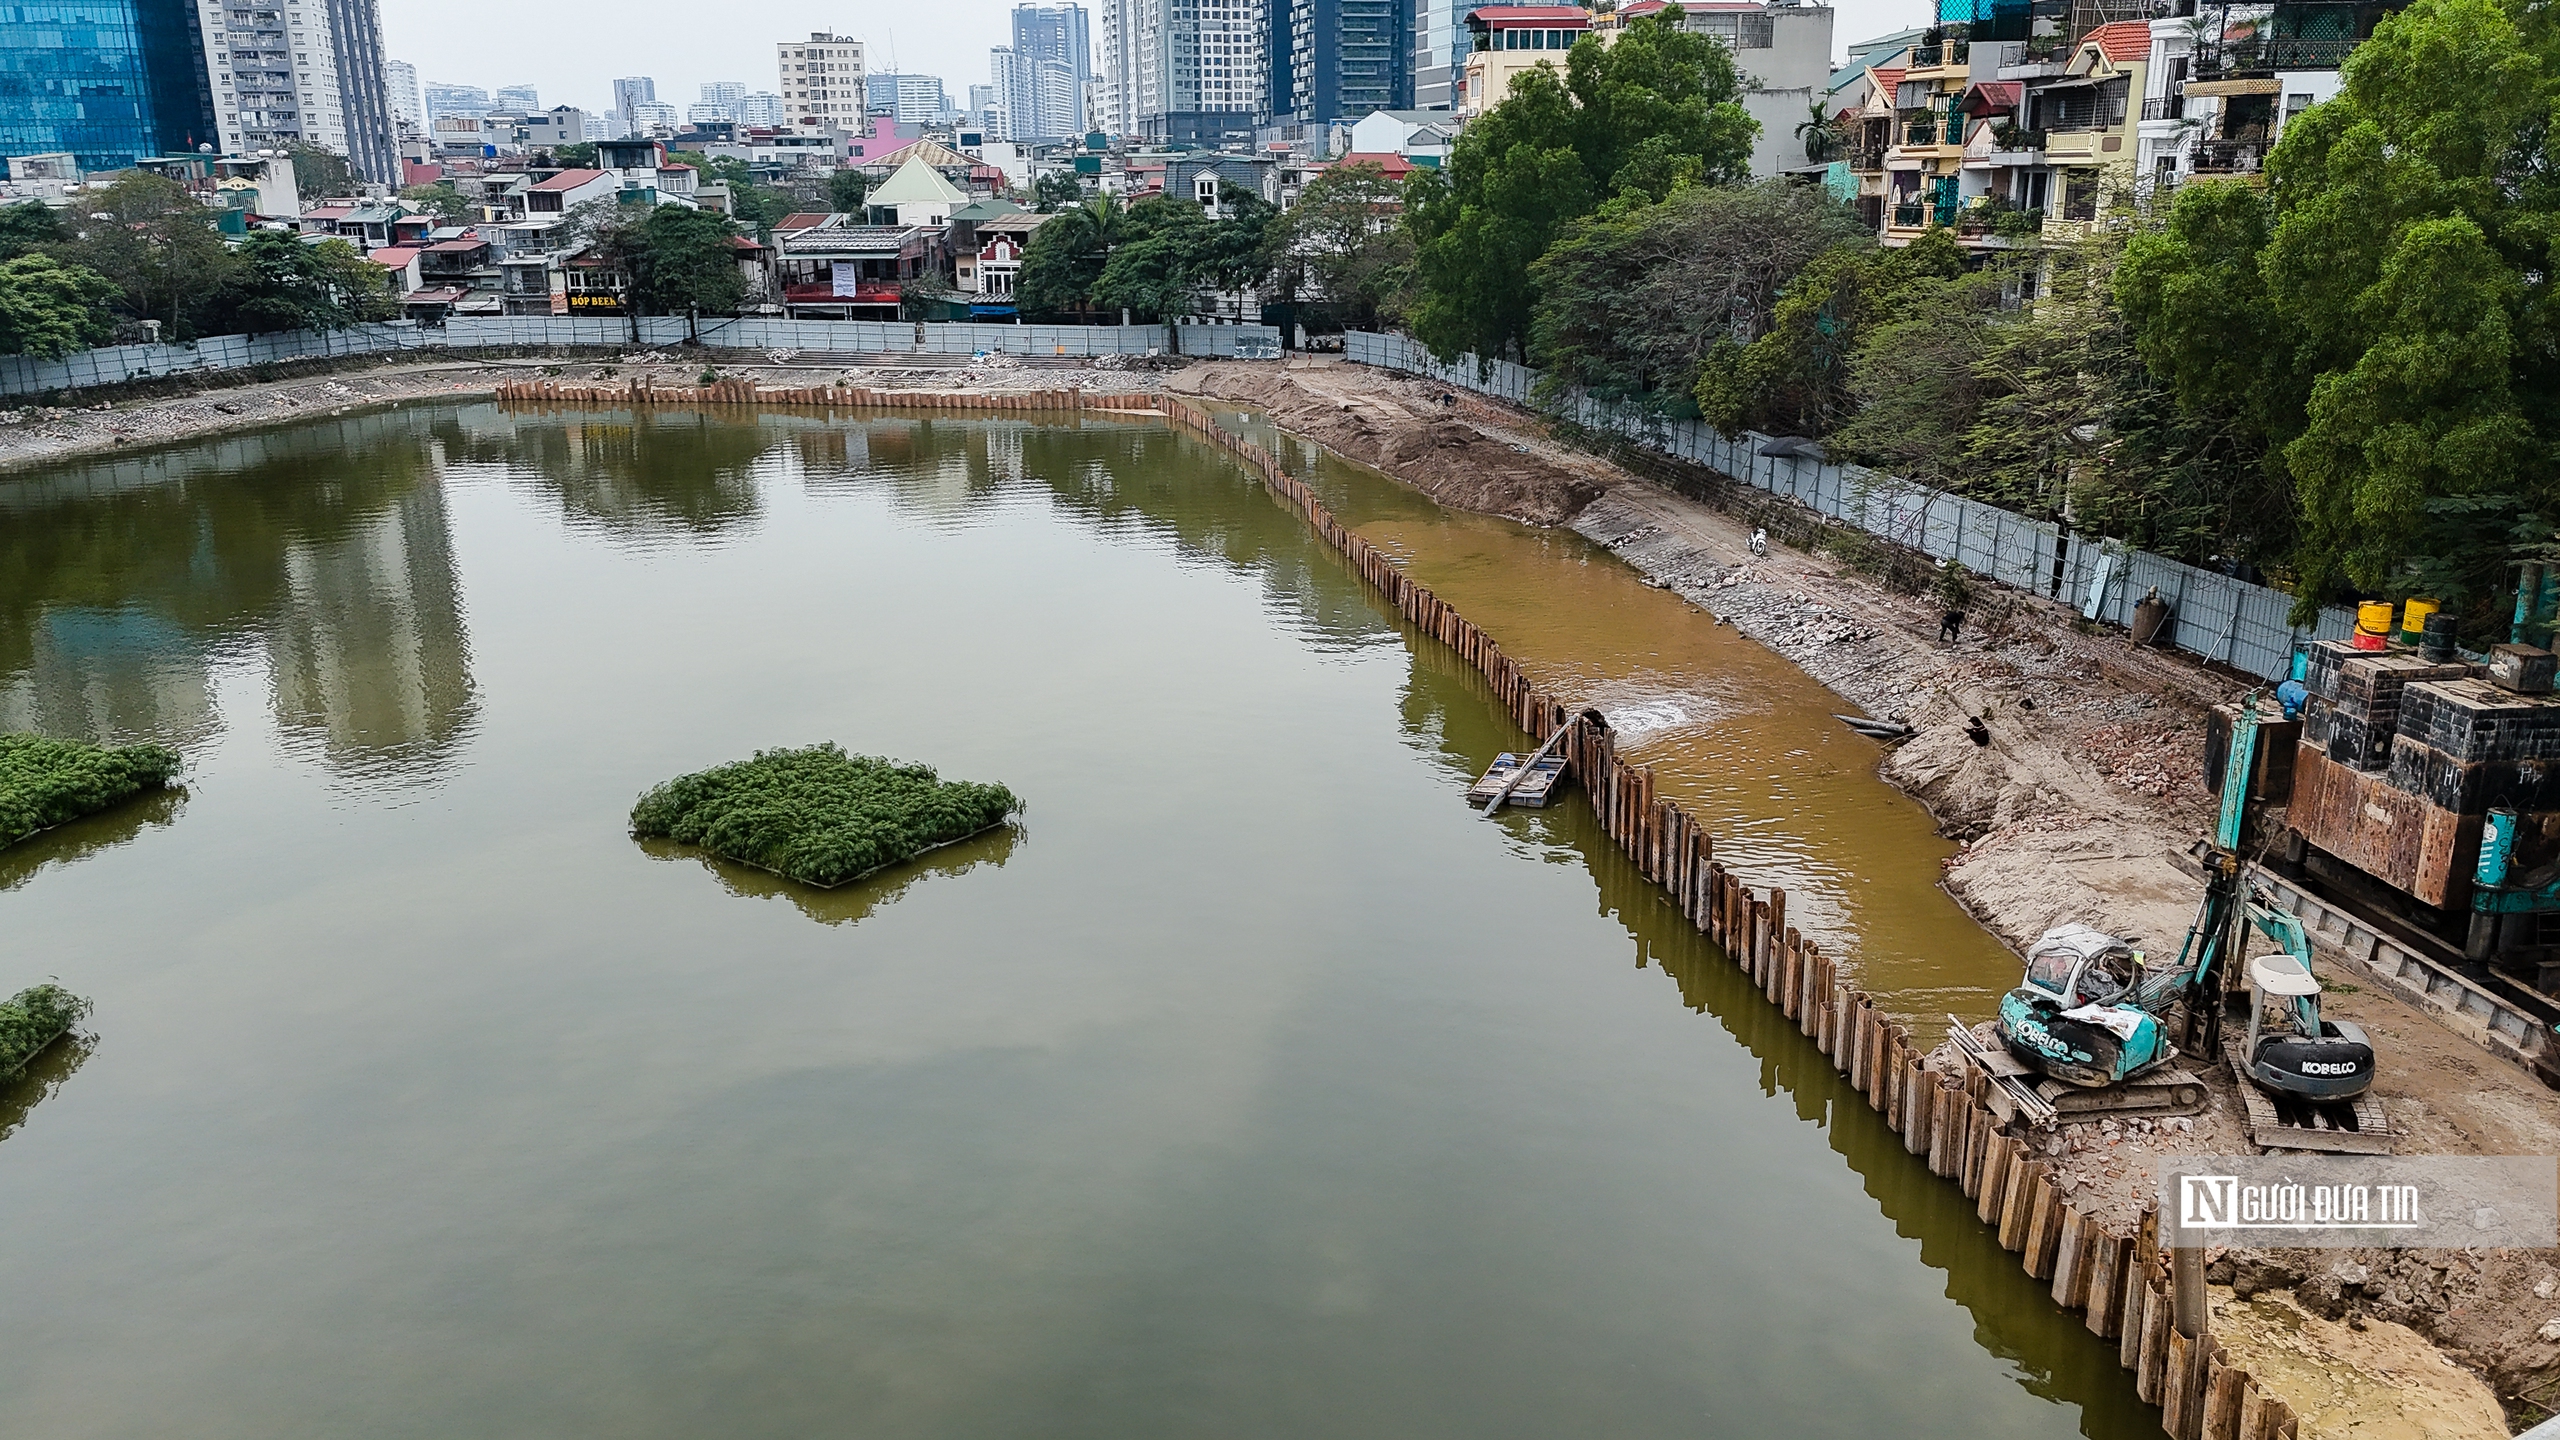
[527,168,610,192]
[2083,20,2151,62]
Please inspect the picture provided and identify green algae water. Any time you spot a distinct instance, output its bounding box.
[0,405,2137,1438]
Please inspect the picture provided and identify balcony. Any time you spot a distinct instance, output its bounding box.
[2191,137,2269,174]
[2140,96,2185,121]
[1846,145,1887,171]
[1995,40,2067,75]
[1891,200,1926,228]
[1909,40,1971,69]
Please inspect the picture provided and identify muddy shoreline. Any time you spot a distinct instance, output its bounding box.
[1174,357,2559,1435]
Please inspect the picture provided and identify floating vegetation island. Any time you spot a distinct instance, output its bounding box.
[0,984,91,1080]
[631,744,1022,890]
[1,734,184,852]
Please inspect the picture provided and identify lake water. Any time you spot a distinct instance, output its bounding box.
[0,405,2139,1438]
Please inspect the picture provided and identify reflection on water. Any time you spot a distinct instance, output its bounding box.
[636,824,1022,927]
[443,410,769,540]
[0,785,186,892]
[0,1033,92,1147]
[0,412,478,783]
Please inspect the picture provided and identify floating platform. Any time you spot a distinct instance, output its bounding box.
[1468,752,1566,809]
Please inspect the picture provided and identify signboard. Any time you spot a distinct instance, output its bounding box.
[565,291,622,313]
[832,261,860,297]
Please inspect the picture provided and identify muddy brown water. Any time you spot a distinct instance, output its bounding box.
[0,405,2135,1438]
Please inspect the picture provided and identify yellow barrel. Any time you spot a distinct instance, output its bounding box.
[2353,600,2394,650]
[2401,597,2440,638]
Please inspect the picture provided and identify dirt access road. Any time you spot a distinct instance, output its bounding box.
[1176,356,2560,1434]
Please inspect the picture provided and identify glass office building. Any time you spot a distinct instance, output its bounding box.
[0,0,214,172]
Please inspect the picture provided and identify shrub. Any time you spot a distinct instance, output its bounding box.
[631,744,1022,889]
[0,984,91,1077]
[0,734,183,850]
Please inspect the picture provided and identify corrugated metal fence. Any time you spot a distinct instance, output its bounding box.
[0,318,1283,398]
[1345,331,2351,683]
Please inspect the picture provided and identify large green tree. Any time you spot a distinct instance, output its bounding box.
[58,173,236,336]
[0,201,63,262]
[633,204,748,333]
[1692,230,1965,438]
[0,254,120,355]
[199,232,393,335]
[2119,0,2560,616]
[1018,194,1129,319]
[1263,160,1414,330]
[1404,4,1757,362]
[1529,178,1868,406]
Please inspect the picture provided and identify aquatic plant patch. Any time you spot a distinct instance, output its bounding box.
[0,984,91,1078]
[0,734,184,851]
[631,744,1022,889]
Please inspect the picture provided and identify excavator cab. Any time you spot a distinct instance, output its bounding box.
[2240,951,2377,1100]
[1998,926,2173,1087]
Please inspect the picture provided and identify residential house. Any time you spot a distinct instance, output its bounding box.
[2137,2,2380,190]
[1878,29,1974,244]
[2018,21,2146,236]
[1834,46,1909,229]
[775,220,941,318]
[1344,109,1455,166]
[1164,152,1280,212]
[1459,7,1594,118]
[1607,0,1839,176]
[523,168,621,216]
[366,244,424,296]
[866,155,969,227]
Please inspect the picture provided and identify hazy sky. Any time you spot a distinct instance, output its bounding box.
[378,0,1933,115]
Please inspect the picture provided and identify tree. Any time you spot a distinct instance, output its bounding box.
[1827,265,2010,492]
[1033,169,1083,211]
[1796,98,1847,165]
[1404,3,1758,361]
[1018,194,1130,319]
[1264,161,1414,329]
[0,255,120,355]
[631,204,746,336]
[1528,179,1869,405]
[287,143,357,199]
[549,142,599,168]
[827,168,869,213]
[400,182,470,224]
[669,151,795,233]
[0,201,63,262]
[1692,231,1965,438]
[2117,0,2560,618]
[200,232,393,335]
[58,172,237,335]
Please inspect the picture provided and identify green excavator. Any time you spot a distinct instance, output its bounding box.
[1986,694,2376,1114]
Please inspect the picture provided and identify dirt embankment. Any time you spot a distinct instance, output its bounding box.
[0,351,1170,472]
[1175,361,1602,525]
[1191,357,2560,1434]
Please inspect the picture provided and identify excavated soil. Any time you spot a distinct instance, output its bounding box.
[1186,356,2560,1433]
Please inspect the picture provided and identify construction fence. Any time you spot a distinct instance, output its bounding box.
[0,317,1283,399]
[1345,331,2352,683]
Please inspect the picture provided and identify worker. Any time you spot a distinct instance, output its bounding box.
[1940,608,1965,644]
[2276,679,2308,720]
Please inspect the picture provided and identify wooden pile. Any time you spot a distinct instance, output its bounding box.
[493,378,1160,414]
[1158,392,2308,1440]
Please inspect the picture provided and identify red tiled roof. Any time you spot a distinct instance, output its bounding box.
[1471,5,1589,20]
[366,246,421,267]
[1963,80,2023,114]
[775,212,835,231]
[2084,20,2150,61]
[527,168,610,192]
[424,238,487,253]
[1335,152,1416,176]
[1872,67,1905,93]
[725,234,767,251]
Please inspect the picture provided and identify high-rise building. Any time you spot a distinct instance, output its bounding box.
[425,82,492,118]
[737,91,787,127]
[629,101,679,131]
[700,80,747,110]
[1006,5,1089,141]
[200,0,398,183]
[611,76,657,133]
[865,72,947,124]
[777,34,864,129]
[384,58,422,130]
[0,0,216,171]
[494,83,539,112]
[988,48,1019,139]
[1284,0,1408,121]
[1106,0,1261,146]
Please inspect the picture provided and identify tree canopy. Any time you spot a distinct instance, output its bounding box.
[0,255,120,356]
[2118,0,2560,617]
[199,232,393,335]
[1405,3,1757,362]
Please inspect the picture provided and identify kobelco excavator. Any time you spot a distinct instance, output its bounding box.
[1988,693,2376,1115]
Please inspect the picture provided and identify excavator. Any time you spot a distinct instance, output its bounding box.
[1982,694,2377,1118]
